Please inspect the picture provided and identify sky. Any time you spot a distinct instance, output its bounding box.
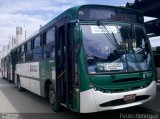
[0,0,158,50]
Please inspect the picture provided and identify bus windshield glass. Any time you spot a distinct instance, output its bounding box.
[81,24,152,74]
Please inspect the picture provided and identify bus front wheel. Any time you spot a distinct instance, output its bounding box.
[49,84,62,112]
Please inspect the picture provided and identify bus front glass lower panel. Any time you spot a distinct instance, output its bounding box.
[81,24,152,74]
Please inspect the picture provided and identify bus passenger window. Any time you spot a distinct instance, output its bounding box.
[43,43,55,58]
[43,28,55,59]
[33,36,42,60]
[34,36,41,47]
[18,47,22,63]
[46,28,55,44]
[33,47,42,60]
[25,51,33,61]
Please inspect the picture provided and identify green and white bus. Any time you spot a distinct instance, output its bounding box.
[2,5,156,113]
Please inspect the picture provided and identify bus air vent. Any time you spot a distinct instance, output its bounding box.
[111,78,143,83]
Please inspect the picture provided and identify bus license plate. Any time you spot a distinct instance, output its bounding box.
[124,94,136,103]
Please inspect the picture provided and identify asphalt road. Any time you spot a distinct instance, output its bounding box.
[0,78,159,119]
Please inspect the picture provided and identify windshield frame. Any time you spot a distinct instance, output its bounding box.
[80,21,153,75]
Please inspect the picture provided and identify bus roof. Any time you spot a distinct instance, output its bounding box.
[9,4,142,53]
[40,4,142,32]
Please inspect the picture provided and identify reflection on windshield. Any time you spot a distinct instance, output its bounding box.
[81,24,152,74]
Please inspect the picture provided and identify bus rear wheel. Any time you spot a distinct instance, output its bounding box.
[49,84,62,112]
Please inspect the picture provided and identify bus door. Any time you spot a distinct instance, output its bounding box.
[56,20,75,106]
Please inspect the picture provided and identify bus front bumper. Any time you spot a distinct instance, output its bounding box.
[80,81,156,113]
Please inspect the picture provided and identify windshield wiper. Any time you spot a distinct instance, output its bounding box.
[97,21,118,47]
[97,21,126,56]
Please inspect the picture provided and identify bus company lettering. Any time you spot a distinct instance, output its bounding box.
[30,65,38,72]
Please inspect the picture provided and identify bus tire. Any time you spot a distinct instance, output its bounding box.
[9,79,13,83]
[17,76,24,91]
[49,84,62,112]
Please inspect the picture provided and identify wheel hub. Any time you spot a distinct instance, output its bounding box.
[49,90,55,104]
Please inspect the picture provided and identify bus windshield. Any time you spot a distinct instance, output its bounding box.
[81,24,152,74]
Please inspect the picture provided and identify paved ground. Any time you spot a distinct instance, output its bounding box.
[0,78,53,113]
[0,78,159,119]
[140,83,160,113]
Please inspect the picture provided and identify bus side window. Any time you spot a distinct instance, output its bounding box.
[18,47,22,63]
[43,28,55,59]
[14,49,19,63]
[25,41,33,61]
[20,45,25,62]
[33,36,42,60]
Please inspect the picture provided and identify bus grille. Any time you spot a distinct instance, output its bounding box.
[111,78,143,83]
